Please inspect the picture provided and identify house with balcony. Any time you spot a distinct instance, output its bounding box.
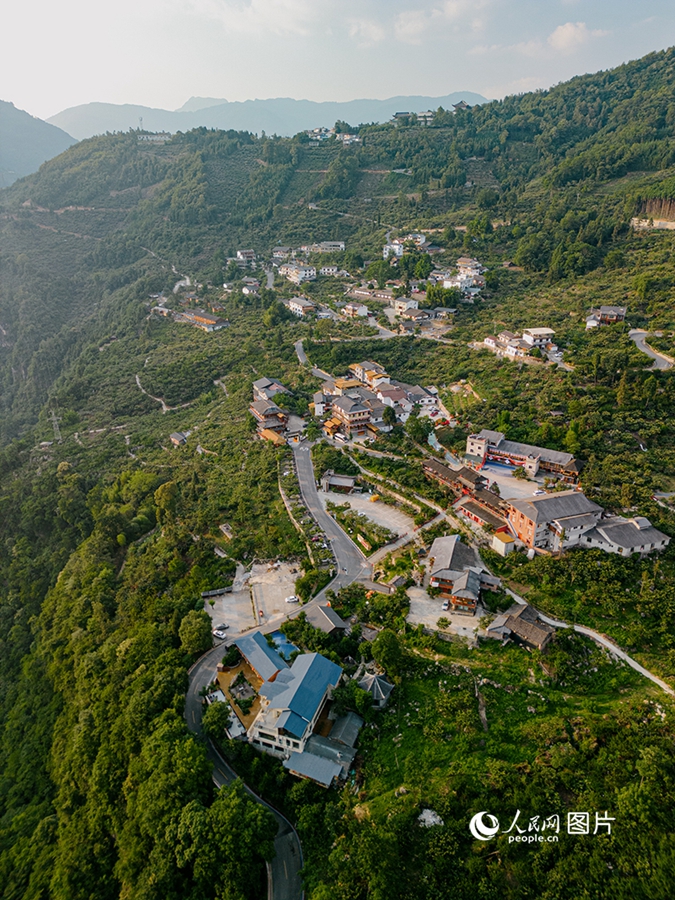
[427,534,483,615]
[249,399,287,433]
[344,302,369,317]
[465,429,582,479]
[331,395,371,435]
[288,296,316,316]
[586,305,627,329]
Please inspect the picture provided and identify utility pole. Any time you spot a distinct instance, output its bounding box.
[49,410,62,443]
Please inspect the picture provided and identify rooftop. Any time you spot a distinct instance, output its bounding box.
[235,632,288,682]
[509,491,602,525]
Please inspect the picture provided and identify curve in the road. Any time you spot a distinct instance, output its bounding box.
[292,442,371,600]
[629,329,674,370]
[505,590,675,697]
[185,645,305,900]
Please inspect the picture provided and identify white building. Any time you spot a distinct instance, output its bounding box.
[320,265,339,277]
[288,296,316,316]
[344,302,368,317]
[280,264,317,284]
[522,328,556,349]
[392,297,418,314]
[383,243,404,259]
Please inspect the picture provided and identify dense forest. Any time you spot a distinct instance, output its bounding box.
[3,46,675,900]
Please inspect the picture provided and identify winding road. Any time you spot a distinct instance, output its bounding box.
[629,329,674,370]
[185,442,368,899]
[293,442,372,597]
[185,647,305,900]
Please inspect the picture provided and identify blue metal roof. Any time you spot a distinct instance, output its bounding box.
[276,710,307,738]
[258,652,342,739]
[235,632,288,682]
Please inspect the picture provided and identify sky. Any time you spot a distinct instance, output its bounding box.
[4,0,675,119]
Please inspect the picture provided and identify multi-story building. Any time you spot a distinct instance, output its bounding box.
[348,360,390,388]
[249,399,287,432]
[344,302,368,317]
[272,246,291,259]
[280,264,317,285]
[427,535,483,615]
[522,328,556,350]
[331,395,371,435]
[586,306,627,329]
[466,429,582,479]
[392,297,418,314]
[288,296,316,316]
[383,243,405,259]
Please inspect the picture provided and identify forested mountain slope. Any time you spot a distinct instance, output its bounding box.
[2,46,675,900]
[46,91,489,141]
[0,101,76,187]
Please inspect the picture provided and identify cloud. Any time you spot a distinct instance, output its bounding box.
[394,10,429,44]
[394,0,492,45]
[348,17,386,48]
[184,0,328,37]
[547,21,608,53]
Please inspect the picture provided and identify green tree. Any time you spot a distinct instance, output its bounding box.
[382,405,397,428]
[179,610,213,656]
[372,629,403,678]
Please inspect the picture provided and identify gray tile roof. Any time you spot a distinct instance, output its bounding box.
[283,751,341,787]
[509,492,602,525]
[305,605,349,634]
[588,518,669,550]
[328,711,364,748]
[428,535,479,576]
[358,673,394,704]
[498,438,575,466]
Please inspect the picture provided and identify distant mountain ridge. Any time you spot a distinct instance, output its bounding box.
[0,101,76,187]
[46,92,489,140]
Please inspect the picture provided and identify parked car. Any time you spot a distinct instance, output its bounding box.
[533,489,546,496]
[441,601,449,611]
[212,624,229,639]
[285,595,300,603]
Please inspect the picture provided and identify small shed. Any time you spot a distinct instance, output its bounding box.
[492,532,515,556]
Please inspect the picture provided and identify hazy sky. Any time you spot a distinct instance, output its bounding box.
[5,0,675,119]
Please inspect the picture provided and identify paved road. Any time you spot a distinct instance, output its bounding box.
[185,647,305,900]
[266,269,275,289]
[294,340,308,365]
[629,329,674,370]
[505,590,675,697]
[293,442,371,597]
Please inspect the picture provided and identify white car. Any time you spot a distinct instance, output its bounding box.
[533,489,546,496]
[285,595,300,603]
[441,601,449,611]
[212,624,230,639]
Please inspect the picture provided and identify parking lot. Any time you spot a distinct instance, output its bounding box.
[204,561,300,637]
[249,561,299,627]
[203,564,256,637]
[318,489,416,538]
